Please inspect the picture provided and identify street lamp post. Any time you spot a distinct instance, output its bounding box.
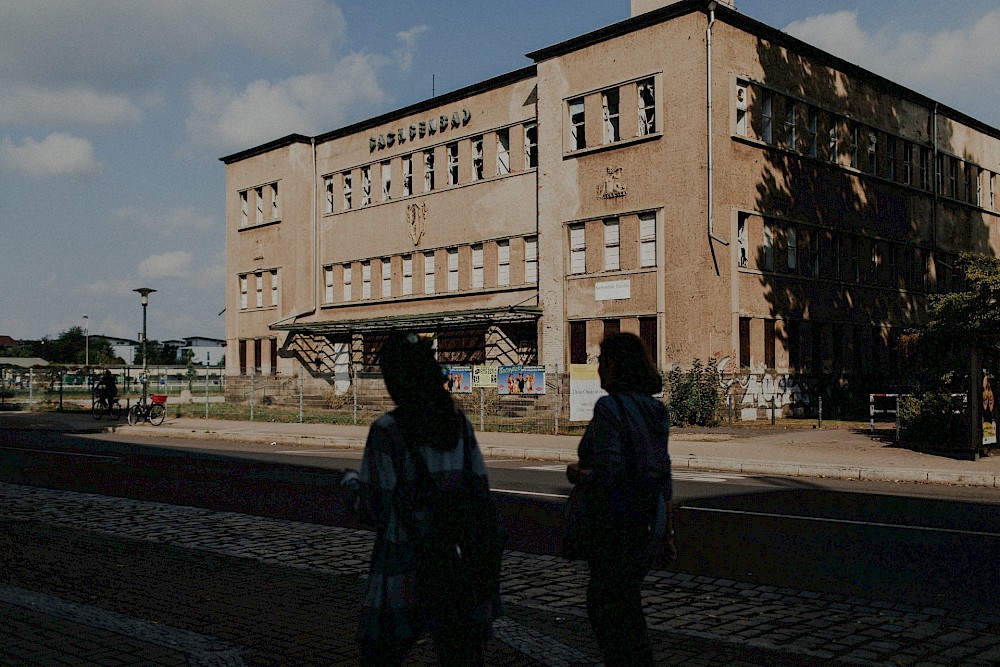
[133,288,156,405]
[82,314,89,370]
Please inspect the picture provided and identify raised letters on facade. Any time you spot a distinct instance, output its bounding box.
[370,109,472,152]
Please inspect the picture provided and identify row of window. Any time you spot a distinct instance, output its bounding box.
[567,77,657,152]
[238,269,279,310]
[236,337,278,375]
[739,213,961,293]
[325,237,538,304]
[568,212,657,275]
[739,317,905,377]
[736,81,1000,210]
[568,317,658,366]
[239,182,280,228]
[323,124,538,214]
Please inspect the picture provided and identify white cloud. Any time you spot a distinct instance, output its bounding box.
[0,133,102,176]
[394,25,428,71]
[0,84,142,125]
[784,9,1000,116]
[115,206,216,234]
[138,251,193,280]
[0,0,346,90]
[186,53,388,151]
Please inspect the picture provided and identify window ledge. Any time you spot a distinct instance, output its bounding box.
[322,283,536,309]
[238,219,281,232]
[563,132,661,159]
[566,267,656,280]
[325,170,537,217]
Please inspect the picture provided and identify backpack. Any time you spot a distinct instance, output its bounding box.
[401,416,504,626]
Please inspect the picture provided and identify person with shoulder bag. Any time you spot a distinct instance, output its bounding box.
[562,332,675,667]
[340,331,503,667]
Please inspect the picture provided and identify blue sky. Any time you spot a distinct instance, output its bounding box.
[2,0,998,343]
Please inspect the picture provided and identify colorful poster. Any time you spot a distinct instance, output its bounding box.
[569,363,606,421]
[497,365,545,395]
[443,366,473,394]
[472,365,498,388]
[983,372,996,447]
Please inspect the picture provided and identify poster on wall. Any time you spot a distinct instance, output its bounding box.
[497,366,546,395]
[569,363,607,422]
[472,365,498,388]
[983,371,996,447]
[443,366,473,394]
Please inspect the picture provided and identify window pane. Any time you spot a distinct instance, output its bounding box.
[637,79,655,136]
[569,98,585,150]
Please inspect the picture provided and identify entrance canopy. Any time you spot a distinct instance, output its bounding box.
[269,305,542,337]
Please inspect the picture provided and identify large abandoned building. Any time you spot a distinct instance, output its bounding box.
[221,0,1000,414]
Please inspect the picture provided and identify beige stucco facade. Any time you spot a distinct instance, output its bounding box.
[223,0,1000,403]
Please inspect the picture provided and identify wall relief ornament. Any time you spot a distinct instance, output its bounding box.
[599,166,627,199]
[406,202,426,246]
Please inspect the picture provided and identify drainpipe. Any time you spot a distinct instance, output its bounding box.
[312,137,319,311]
[707,1,728,247]
[932,103,939,253]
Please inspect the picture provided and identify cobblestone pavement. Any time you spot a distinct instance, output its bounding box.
[1,482,999,666]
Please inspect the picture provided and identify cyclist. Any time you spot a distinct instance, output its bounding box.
[95,370,118,405]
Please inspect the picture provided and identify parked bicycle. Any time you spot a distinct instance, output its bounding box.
[127,393,168,426]
[92,393,123,420]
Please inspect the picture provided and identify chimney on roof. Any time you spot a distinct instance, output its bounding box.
[631,0,733,17]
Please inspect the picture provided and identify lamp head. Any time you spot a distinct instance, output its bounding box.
[134,287,156,306]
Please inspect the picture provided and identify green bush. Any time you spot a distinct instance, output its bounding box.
[667,359,721,427]
[897,392,968,450]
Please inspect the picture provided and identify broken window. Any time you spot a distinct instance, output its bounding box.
[569,97,586,150]
[496,129,510,175]
[447,142,458,185]
[602,88,620,144]
[524,123,538,168]
[638,78,656,136]
[472,136,483,180]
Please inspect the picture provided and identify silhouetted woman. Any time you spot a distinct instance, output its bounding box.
[566,332,675,666]
[344,331,500,666]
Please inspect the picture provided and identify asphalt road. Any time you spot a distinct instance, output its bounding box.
[2,428,999,616]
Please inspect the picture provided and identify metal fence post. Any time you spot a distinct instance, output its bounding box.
[28,369,33,411]
[299,367,304,424]
[554,367,560,436]
[249,372,255,421]
[352,365,358,425]
[770,396,775,426]
[479,387,485,432]
[205,356,210,419]
[818,395,823,429]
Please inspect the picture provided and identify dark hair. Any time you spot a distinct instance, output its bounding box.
[598,332,661,396]
[379,331,458,451]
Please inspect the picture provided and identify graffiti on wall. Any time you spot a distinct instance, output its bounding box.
[715,355,811,416]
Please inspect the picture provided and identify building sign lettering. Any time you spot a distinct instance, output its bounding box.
[370,109,472,152]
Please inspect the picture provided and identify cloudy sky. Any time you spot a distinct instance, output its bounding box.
[2,0,998,344]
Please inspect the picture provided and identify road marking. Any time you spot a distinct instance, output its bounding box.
[0,446,122,461]
[0,584,245,666]
[493,488,569,499]
[688,506,1000,539]
[520,464,748,484]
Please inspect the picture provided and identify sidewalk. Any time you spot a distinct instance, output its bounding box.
[120,414,1000,488]
[3,409,999,487]
[3,481,998,666]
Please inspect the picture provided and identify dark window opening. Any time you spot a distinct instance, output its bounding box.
[739,317,751,369]
[570,321,587,365]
